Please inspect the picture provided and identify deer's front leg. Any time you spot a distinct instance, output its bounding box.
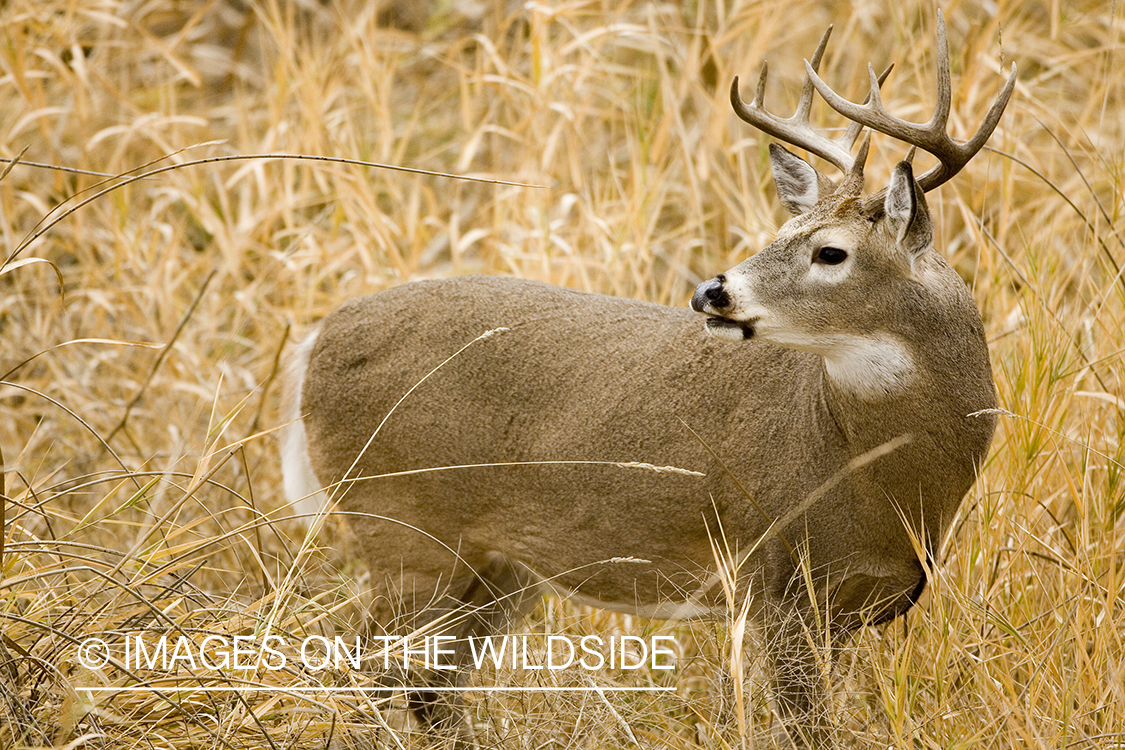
[765,605,837,749]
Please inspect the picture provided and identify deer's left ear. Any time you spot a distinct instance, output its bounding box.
[884,161,933,260]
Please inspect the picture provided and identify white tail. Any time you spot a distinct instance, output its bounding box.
[280,327,326,524]
[281,13,1012,747]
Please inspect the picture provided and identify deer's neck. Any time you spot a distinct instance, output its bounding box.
[819,330,997,540]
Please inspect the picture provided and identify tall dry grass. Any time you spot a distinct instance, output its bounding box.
[0,0,1122,747]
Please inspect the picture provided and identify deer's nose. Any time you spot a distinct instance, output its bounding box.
[691,275,730,312]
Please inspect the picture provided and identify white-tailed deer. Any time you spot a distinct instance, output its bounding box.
[282,12,1014,747]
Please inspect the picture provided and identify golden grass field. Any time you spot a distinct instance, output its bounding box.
[1,0,1123,747]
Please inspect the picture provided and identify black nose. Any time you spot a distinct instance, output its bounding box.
[690,275,729,312]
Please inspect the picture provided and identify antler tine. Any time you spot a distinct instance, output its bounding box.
[958,60,1017,163]
[794,23,834,122]
[932,8,952,127]
[804,8,1018,200]
[840,63,894,155]
[730,25,856,174]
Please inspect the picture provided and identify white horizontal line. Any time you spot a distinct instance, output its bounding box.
[76,686,674,693]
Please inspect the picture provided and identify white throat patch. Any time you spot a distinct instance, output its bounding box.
[821,334,916,400]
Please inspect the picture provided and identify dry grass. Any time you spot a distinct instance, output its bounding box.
[1,0,1123,747]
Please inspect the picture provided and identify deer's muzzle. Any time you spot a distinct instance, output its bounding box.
[690,276,729,313]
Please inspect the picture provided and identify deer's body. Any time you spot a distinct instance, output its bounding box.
[281,14,1012,747]
[292,273,991,620]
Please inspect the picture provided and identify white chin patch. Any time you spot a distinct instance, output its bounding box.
[703,318,749,341]
[706,325,744,342]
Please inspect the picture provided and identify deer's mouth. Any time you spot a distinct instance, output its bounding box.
[704,316,756,340]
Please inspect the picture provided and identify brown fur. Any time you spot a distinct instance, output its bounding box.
[286,224,996,745]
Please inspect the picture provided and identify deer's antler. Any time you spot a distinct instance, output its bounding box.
[731,26,893,176]
[805,9,1016,201]
[733,10,1016,207]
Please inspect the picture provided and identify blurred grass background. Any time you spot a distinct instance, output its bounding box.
[0,0,1122,747]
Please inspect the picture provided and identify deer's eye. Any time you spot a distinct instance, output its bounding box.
[814,246,848,265]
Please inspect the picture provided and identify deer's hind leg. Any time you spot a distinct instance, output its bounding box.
[374,550,540,746]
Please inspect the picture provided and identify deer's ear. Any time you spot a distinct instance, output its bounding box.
[884,161,933,260]
[770,144,826,216]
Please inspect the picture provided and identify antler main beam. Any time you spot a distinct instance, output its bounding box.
[804,9,1017,194]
